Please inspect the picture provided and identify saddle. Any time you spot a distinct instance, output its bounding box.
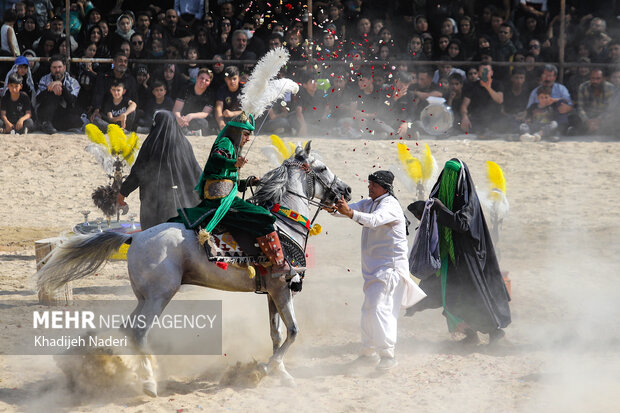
[201,225,306,274]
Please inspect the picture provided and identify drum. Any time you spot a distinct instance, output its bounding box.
[420,102,454,135]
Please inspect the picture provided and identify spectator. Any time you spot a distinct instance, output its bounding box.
[2,55,36,102]
[75,42,99,112]
[179,43,200,83]
[77,8,102,46]
[210,54,226,92]
[494,23,516,62]
[95,78,138,131]
[227,29,256,65]
[521,86,569,140]
[130,33,147,61]
[136,78,174,132]
[526,64,573,133]
[118,40,131,60]
[16,15,38,52]
[440,18,457,38]
[35,54,81,134]
[446,72,464,127]
[216,17,232,53]
[348,68,394,138]
[400,34,425,64]
[414,15,429,36]
[45,16,78,53]
[155,63,187,101]
[460,63,504,133]
[194,25,217,59]
[90,51,138,122]
[1,73,34,134]
[410,65,443,119]
[609,68,620,89]
[134,65,150,109]
[432,58,465,85]
[2,9,21,57]
[326,70,354,129]
[86,25,109,58]
[446,39,464,61]
[456,15,477,60]
[565,57,591,101]
[173,67,215,135]
[435,35,450,59]
[576,68,615,134]
[608,40,620,65]
[383,70,416,138]
[241,19,265,58]
[502,67,529,125]
[134,11,151,39]
[214,65,242,130]
[218,1,241,31]
[13,1,26,33]
[32,0,54,30]
[164,8,192,44]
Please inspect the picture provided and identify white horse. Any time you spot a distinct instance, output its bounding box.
[35,142,351,397]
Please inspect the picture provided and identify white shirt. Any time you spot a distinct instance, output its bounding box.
[348,193,409,280]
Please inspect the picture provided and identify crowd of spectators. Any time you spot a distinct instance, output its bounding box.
[0,0,619,139]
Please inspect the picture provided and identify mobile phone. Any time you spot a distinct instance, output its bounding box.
[481,67,489,82]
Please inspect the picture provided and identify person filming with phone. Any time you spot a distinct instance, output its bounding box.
[460,64,505,134]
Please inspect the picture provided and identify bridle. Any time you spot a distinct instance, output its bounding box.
[282,159,341,212]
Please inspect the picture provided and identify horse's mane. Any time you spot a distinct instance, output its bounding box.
[250,150,316,206]
[250,163,289,205]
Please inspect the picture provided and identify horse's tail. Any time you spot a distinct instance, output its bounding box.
[35,232,132,293]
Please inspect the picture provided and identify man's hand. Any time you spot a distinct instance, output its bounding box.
[119,113,127,129]
[335,195,353,218]
[3,121,13,133]
[587,118,599,132]
[460,115,472,132]
[15,119,23,130]
[90,108,100,122]
[480,77,492,90]
[234,156,248,168]
[117,193,127,206]
[397,122,408,137]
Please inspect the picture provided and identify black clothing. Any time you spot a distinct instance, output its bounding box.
[216,84,241,112]
[1,92,31,124]
[142,95,174,120]
[119,110,201,230]
[463,80,505,131]
[409,160,511,333]
[179,84,215,116]
[92,70,138,112]
[502,87,529,116]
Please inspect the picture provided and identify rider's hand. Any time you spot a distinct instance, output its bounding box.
[234,156,248,168]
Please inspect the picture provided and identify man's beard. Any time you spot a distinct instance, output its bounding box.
[52,72,64,81]
[115,66,127,75]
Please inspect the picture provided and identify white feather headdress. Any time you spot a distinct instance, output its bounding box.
[240,47,299,118]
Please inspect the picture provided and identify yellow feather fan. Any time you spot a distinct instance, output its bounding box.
[270,134,291,161]
[421,143,434,181]
[486,161,506,202]
[287,142,297,155]
[122,132,140,165]
[85,124,110,152]
[107,124,126,155]
[397,143,423,183]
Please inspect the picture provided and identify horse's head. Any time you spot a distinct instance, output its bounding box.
[292,141,352,206]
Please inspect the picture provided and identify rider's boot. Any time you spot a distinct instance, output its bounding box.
[256,231,306,276]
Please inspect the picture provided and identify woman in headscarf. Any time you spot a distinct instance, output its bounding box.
[406,159,511,343]
[117,110,202,230]
[109,13,135,53]
[17,15,40,52]
[455,16,477,60]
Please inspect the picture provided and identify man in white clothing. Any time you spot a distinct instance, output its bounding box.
[332,170,424,370]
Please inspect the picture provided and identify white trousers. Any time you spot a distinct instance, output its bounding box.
[360,271,405,359]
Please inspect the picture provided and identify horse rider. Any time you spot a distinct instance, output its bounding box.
[172,112,303,275]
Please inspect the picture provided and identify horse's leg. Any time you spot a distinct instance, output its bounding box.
[268,295,284,353]
[129,295,175,397]
[262,284,298,386]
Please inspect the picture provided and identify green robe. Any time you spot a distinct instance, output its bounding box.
[171,135,275,238]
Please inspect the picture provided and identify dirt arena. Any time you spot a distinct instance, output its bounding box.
[1,132,619,412]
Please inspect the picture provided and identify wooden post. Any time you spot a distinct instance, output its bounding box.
[558,0,566,83]
[35,237,73,305]
[65,0,71,74]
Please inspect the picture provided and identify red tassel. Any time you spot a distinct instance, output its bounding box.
[216,262,228,270]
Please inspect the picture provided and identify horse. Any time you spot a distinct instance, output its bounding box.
[35,142,352,397]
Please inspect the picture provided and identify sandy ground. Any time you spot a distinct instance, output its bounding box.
[1,131,620,413]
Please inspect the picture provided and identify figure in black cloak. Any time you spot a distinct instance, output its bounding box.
[116,110,201,230]
[406,158,511,343]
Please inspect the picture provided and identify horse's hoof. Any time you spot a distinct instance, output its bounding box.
[143,380,158,397]
[281,375,296,387]
[257,362,269,375]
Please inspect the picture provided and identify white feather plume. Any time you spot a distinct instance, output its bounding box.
[240,47,299,118]
[85,143,115,176]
